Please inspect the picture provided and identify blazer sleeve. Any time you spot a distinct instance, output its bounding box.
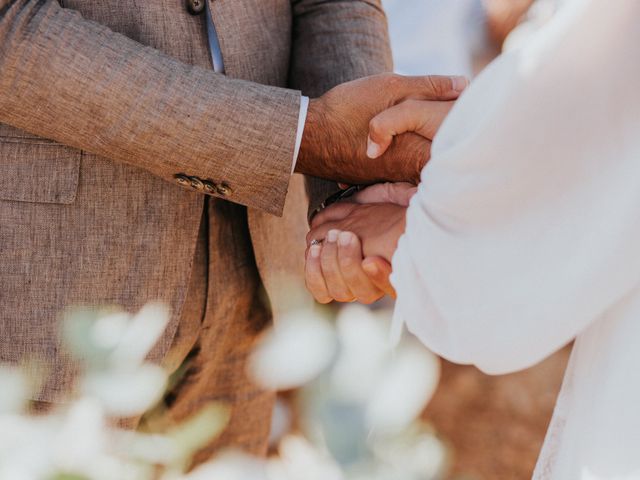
[0,0,301,216]
[289,0,394,217]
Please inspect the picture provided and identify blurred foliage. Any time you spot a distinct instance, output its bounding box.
[0,302,446,479]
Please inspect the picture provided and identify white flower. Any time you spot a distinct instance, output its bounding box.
[266,436,343,480]
[248,311,337,390]
[269,398,292,448]
[82,364,167,417]
[365,339,439,434]
[0,367,28,414]
[0,415,56,480]
[50,399,157,480]
[109,303,171,367]
[91,311,131,352]
[330,305,391,403]
[52,398,107,473]
[327,305,440,434]
[115,430,177,466]
[181,450,267,480]
[370,425,447,480]
[74,304,172,417]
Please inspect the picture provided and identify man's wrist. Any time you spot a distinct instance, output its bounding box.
[296,97,330,178]
[310,185,364,219]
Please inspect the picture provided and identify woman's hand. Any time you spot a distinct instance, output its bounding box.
[303,84,469,304]
[366,91,465,159]
[350,181,417,207]
[305,202,407,304]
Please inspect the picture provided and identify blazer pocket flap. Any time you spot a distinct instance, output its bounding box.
[0,129,81,205]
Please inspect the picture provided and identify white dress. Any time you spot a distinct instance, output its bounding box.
[390,0,640,477]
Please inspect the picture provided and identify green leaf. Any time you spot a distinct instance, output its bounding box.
[167,402,230,466]
[50,473,91,480]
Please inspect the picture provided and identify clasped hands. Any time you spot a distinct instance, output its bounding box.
[296,73,468,304]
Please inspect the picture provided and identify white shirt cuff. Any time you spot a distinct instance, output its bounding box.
[292,96,309,173]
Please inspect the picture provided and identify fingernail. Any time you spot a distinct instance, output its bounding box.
[338,231,352,246]
[367,137,382,159]
[310,245,321,258]
[327,230,339,243]
[452,76,469,93]
[363,261,378,275]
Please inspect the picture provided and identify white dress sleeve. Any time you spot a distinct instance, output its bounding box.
[391,0,640,374]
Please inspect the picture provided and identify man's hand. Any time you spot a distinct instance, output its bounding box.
[295,73,466,185]
[305,202,407,304]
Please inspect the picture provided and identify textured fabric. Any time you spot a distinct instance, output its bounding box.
[0,0,392,453]
[390,0,640,476]
[162,199,276,460]
[204,6,308,175]
[0,125,80,204]
[287,0,394,216]
[161,211,209,377]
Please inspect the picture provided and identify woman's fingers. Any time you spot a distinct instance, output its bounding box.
[362,257,396,298]
[309,202,356,230]
[320,230,355,302]
[351,182,418,207]
[337,232,385,304]
[367,100,455,159]
[307,219,341,249]
[305,232,391,305]
[305,244,332,304]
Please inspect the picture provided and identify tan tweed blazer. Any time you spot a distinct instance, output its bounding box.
[0,0,392,401]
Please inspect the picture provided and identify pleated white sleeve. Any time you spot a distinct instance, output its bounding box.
[390,0,640,374]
